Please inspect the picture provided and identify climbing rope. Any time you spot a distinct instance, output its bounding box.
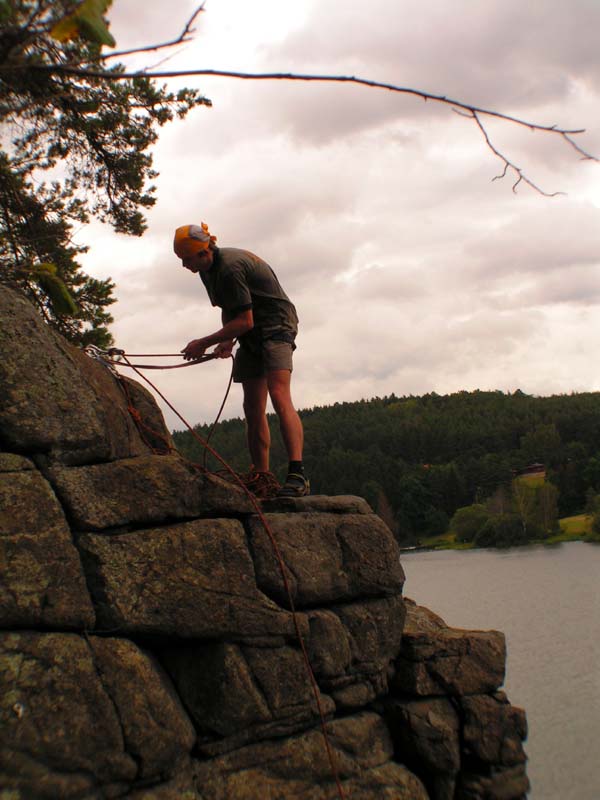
[87,345,218,370]
[86,345,346,800]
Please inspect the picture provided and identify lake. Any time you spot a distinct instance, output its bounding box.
[400,541,600,800]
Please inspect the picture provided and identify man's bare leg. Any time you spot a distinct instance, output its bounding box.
[242,377,270,472]
[267,369,304,462]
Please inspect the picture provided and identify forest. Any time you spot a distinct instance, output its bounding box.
[173,390,600,546]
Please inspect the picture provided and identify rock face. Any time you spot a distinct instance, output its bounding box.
[0,286,529,799]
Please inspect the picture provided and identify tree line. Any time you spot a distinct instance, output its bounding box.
[173,389,600,545]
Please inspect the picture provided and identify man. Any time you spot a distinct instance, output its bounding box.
[173,222,309,498]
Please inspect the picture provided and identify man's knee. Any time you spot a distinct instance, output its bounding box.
[268,378,294,416]
[243,378,268,418]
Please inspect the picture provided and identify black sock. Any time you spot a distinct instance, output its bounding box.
[288,460,304,475]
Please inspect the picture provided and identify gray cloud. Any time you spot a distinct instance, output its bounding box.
[76,0,600,428]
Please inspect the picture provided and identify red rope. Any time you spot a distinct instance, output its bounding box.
[107,352,218,370]
[115,354,346,800]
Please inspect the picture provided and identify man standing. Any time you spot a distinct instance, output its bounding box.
[173,222,309,498]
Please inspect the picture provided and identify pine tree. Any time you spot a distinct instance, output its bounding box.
[0,0,210,345]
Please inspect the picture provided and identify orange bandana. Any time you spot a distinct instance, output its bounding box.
[173,223,217,258]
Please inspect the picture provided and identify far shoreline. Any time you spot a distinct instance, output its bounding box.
[399,515,598,552]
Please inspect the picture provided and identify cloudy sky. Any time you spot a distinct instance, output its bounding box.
[80,0,600,430]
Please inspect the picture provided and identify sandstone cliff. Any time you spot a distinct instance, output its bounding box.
[0,286,529,799]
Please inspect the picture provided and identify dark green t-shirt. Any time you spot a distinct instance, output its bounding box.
[200,247,298,349]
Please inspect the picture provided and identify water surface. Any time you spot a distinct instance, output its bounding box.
[400,542,600,800]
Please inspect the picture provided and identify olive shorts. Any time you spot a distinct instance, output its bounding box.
[233,340,294,383]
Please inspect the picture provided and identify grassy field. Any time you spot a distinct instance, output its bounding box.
[409,513,597,551]
[415,531,474,551]
[546,513,595,544]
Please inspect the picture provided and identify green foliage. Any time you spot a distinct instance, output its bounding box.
[451,504,490,543]
[449,476,559,547]
[519,423,562,468]
[474,513,526,548]
[52,0,115,47]
[32,263,78,315]
[0,1,211,345]
[584,493,600,541]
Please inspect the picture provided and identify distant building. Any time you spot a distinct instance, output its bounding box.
[516,463,546,478]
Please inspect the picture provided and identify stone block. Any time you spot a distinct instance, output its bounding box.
[49,454,253,530]
[193,711,429,799]
[460,692,528,767]
[89,637,196,779]
[0,286,153,465]
[0,453,35,472]
[248,512,405,608]
[79,518,300,639]
[118,375,175,454]
[0,469,95,628]
[393,600,505,696]
[261,494,373,515]
[305,596,406,709]
[127,758,199,799]
[0,632,195,798]
[384,697,460,800]
[162,641,334,754]
[457,763,530,800]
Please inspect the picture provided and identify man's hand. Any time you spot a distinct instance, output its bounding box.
[214,340,234,359]
[181,338,207,361]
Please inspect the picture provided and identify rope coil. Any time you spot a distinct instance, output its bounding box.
[84,345,218,370]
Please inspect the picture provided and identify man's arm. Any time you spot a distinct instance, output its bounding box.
[181,309,254,361]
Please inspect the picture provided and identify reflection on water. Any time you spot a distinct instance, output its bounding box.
[400,542,600,800]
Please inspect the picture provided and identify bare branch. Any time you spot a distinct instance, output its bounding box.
[19,65,594,139]
[454,108,564,197]
[13,64,599,195]
[99,4,205,61]
[562,132,597,161]
[143,46,193,74]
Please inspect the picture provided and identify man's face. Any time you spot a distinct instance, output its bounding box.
[181,248,213,273]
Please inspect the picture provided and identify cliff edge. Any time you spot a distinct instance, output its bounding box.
[0,286,529,799]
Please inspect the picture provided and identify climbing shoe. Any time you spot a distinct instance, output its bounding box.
[243,469,281,500]
[277,472,310,498]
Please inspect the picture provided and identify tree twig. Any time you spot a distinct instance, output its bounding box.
[99,3,205,61]
[453,108,564,197]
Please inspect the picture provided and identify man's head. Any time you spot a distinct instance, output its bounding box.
[174,223,217,272]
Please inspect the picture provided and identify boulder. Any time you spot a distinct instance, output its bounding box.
[118,375,175,454]
[308,596,406,709]
[49,454,253,530]
[392,600,506,696]
[457,764,530,800]
[161,641,335,755]
[384,697,461,800]
[0,464,95,628]
[127,758,199,799]
[248,512,405,608]
[193,711,429,799]
[0,632,194,798]
[78,518,301,640]
[261,494,373,515]
[88,637,196,778]
[460,692,528,767]
[0,286,155,465]
[0,287,529,800]
[0,453,35,472]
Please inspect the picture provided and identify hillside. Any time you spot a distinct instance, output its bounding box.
[174,390,600,543]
